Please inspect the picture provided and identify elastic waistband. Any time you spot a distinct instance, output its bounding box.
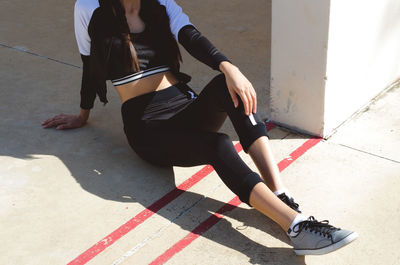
[112,65,171,86]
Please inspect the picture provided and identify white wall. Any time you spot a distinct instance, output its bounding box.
[270,0,400,137]
[270,0,330,136]
[324,0,400,136]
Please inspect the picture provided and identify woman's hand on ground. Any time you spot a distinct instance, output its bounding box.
[219,61,257,116]
[41,113,87,130]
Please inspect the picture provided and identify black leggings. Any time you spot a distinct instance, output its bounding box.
[121,73,270,205]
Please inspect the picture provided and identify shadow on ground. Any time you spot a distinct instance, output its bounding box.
[1,113,305,264]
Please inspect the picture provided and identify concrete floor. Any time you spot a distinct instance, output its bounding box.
[1,0,399,264]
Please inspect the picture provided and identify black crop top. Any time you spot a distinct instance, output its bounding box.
[108,26,172,86]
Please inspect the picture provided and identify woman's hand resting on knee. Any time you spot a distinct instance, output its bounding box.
[42,109,90,130]
[219,61,257,116]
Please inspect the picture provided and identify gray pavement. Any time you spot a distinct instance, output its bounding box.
[1,0,399,264]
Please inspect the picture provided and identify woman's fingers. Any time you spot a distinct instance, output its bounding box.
[42,118,53,127]
[250,84,257,114]
[228,86,239,108]
[42,114,63,126]
[42,116,66,128]
[42,114,82,130]
[243,83,257,115]
[223,79,258,116]
[239,89,250,116]
[223,66,257,115]
[246,89,253,116]
[230,85,251,115]
[43,119,60,128]
[42,117,55,126]
[56,123,69,130]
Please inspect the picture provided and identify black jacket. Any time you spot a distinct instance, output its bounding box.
[75,0,231,109]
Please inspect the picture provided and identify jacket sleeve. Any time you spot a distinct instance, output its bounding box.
[74,0,93,56]
[177,24,232,72]
[74,0,99,109]
[79,54,97,109]
[158,0,193,41]
[160,0,232,72]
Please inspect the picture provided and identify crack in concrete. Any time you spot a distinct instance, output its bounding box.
[336,143,400,164]
[0,42,81,69]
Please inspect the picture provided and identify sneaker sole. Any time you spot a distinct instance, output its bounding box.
[294,231,359,255]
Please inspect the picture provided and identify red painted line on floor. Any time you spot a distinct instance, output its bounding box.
[149,197,242,265]
[68,166,214,265]
[150,136,323,265]
[68,122,275,265]
[278,137,322,171]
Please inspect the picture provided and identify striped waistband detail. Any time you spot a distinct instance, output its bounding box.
[111,65,171,86]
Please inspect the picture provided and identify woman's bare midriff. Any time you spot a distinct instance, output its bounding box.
[115,70,180,104]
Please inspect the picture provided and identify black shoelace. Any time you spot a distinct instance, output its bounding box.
[292,216,341,239]
[278,193,301,213]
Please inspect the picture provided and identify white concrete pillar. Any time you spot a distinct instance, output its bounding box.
[270,0,400,137]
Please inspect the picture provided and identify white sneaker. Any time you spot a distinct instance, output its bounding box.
[289,216,358,255]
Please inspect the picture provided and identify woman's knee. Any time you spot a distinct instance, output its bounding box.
[204,132,265,206]
[205,73,229,96]
[215,73,229,91]
[202,132,233,162]
[212,73,248,110]
[213,72,226,83]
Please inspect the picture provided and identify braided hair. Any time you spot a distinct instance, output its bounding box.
[100,0,183,73]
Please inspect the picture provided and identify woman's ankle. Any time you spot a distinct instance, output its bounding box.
[273,187,291,198]
[287,214,308,237]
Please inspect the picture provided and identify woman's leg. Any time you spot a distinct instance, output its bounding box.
[169,74,293,202]
[164,75,358,254]
[248,136,285,192]
[162,74,299,229]
[123,77,358,255]
[249,182,297,231]
[125,118,298,230]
